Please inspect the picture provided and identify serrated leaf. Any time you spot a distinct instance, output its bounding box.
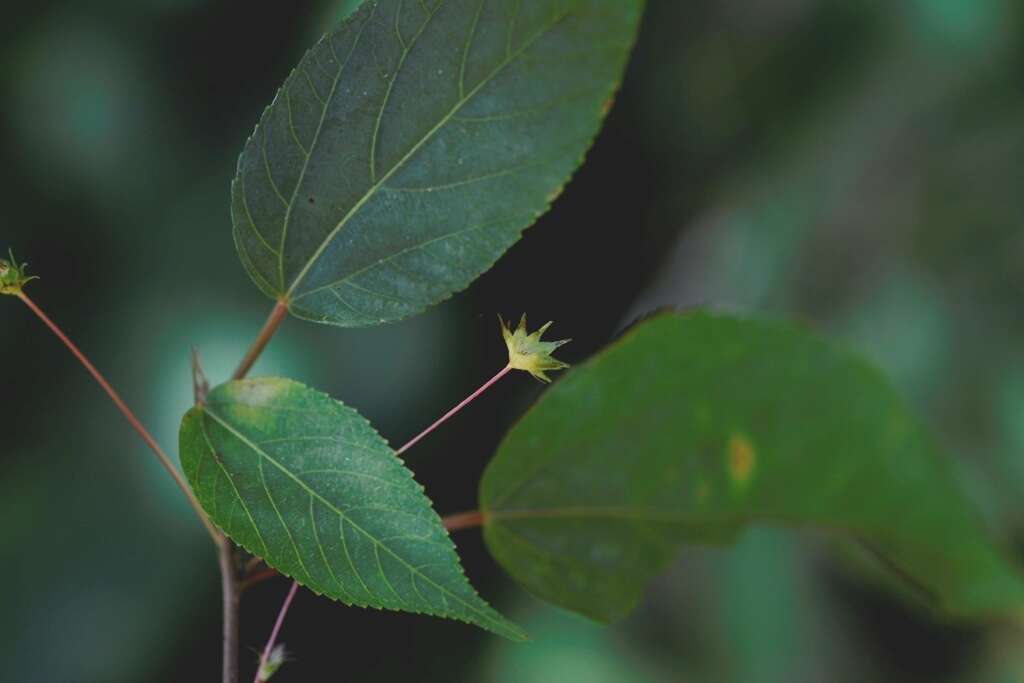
[180,377,525,640]
[480,311,1024,622]
[233,0,643,326]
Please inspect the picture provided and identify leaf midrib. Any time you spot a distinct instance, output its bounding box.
[277,2,379,291]
[201,404,512,633]
[283,8,570,300]
[198,413,271,557]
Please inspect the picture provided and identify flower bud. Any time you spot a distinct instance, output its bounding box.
[500,314,571,383]
[0,249,38,295]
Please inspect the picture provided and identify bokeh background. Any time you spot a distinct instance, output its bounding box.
[2,0,1024,680]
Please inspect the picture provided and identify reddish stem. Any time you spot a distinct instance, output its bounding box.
[16,291,221,544]
[234,299,289,380]
[396,365,512,456]
[19,285,291,683]
[254,581,299,683]
[442,510,486,532]
[240,568,281,592]
[245,556,267,575]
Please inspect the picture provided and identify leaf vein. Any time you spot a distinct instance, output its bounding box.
[279,4,377,293]
[459,0,486,98]
[310,495,352,601]
[375,543,407,606]
[293,216,518,301]
[340,515,374,598]
[259,455,315,585]
[203,406,508,629]
[285,85,311,157]
[370,0,441,183]
[286,9,570,299]
[199,417,269,557]
[260,125,290,208]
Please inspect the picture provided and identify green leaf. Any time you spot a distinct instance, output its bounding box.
[233,0,643,326]
[480,311,1024,622]
[180,377,525,640]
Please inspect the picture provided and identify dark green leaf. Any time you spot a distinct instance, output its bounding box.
[480,311,1024,622]
[180,377,525,640]
[233,0,643,326]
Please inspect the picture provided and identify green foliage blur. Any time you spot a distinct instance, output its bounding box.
[1,0,1023,681]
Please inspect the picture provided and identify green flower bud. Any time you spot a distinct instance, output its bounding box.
[0,249,38,296]
[500,314,571,383]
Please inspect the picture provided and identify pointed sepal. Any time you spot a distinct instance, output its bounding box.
[0,249,38,296]
[500,314,571,383]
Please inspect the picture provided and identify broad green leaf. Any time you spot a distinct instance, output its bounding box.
[180,377,525,640]
[233,0,643,326]
[480,311,1024,622]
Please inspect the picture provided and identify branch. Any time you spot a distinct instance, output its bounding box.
[442,510,486,532]
[222,300,290,682]
[15,291,222,544]
[241,568,281,592]
[219,539,241,683]
[10,265,292,683]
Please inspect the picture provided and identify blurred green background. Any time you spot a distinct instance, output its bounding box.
[3,0,1024,680]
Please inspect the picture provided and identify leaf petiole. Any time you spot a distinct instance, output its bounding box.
[233,299,289,380]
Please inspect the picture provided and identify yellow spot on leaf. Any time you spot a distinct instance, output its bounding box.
[728,434,756,487]
[696,481,711,503]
